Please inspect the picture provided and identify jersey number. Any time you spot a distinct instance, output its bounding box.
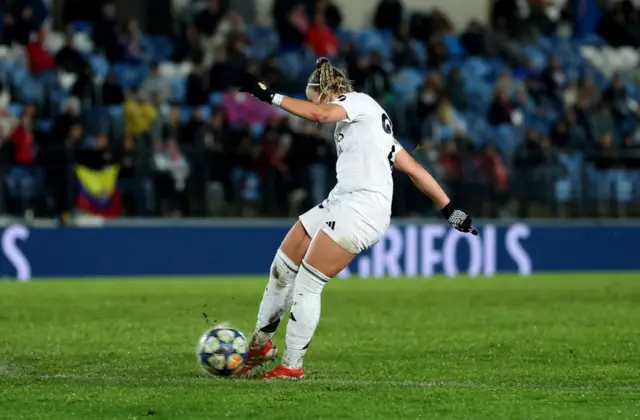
[381,113,393,135]
[383,113,394,168]
[387,145,396,168]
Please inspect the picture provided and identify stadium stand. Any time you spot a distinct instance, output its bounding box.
[1,0,640,219]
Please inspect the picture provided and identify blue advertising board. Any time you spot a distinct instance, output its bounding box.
[0,222,637,280]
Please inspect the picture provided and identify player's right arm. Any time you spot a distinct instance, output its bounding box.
[394,147,478,235]
[237,73,348,123]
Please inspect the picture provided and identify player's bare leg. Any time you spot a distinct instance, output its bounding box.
[263,230,355,379]
[239,221,311,375]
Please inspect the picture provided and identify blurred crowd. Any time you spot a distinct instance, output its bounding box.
[2,0,640,219]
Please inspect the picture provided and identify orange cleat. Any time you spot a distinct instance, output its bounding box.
[262,364,305,380]
[237,340,278,376]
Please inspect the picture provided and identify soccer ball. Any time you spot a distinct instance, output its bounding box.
[196,326,249,377]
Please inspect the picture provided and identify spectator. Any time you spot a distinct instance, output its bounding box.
[209,45,234,92]
[476,143,509,216]
[0,83,14,141]
[181,108,206,145]
[140,63,171,103]
[51,98,82,145]
[117,135,141,215]
[173,25,203,63]
[200,109,231,185]
[591,132,621,170]
[460,20,487,56]
[153,139,190,216]
[226,33,249,73]
[488,89,518,126]
[578,75,601,108]
[445,68,467,112]
[124,90,157,137]
[195,0,227,36]
[603,73,628,120]
[102,72,125,106]
[416,73,443,120]
[309,0,343,31]
[13,5,37,45]
[342,42,366,90]
[1,12,16,45]
[550,109,587,150]
[362,50,390,101]
[163,105,183,141]
[273,0,307,48]
[70,63,97,107]
[590,102,616,145]
[392,22,419,68]
[185,62,209,107]
[374,0,403,33]
[55,34,87,75]
[26,30,55,74]
[93,2,119,57]
[426,35,448,70]
[9,114,35,165]
[541,57,567,105]
[305,12,339,57]
[425,98,467,142]
[121,18,148,63]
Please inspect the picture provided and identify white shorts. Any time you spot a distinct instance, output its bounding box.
[299,192,390,254]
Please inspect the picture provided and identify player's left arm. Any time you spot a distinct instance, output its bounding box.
[394,147,478,235]
[238,73,348,123]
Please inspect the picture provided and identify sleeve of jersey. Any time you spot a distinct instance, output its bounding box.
[331,94,363,122]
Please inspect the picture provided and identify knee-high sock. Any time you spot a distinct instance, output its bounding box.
[251,249,299,348]
[282,260,329,369]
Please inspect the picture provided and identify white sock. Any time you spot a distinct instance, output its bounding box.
[251,249,299,348]
[282,260,329,370]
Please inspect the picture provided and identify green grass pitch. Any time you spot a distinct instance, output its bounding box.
[1,274,640,419]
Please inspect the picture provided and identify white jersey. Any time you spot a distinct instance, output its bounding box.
[327,92,402,208]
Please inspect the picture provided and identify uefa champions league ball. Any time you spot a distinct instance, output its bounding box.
[197,326,249,377]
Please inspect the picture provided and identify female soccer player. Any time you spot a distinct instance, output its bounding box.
[238,58,477,379]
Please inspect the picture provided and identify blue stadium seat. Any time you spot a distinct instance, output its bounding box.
[90,55,110,80]
[250,123,265,138]
[392,68,424,103]
[149,36,174,62]
[442,35,465,60]
[10,66,29,87]
[554,178,572,203]
[71,20,94,36]
[276,52,304,79]
[21,78,45,104]
[8,103,23,117]
[524,45,546,73]
[209,92,223,106]
[112,63,148,89]
[169,77,186,102]
[35,119,53,132]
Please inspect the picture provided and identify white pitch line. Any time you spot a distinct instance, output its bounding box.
[16,373,640,392]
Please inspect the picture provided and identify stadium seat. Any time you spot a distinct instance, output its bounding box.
[149,36,174,62]
[169,77,186,102]
[90,55,110,80]
[442,35,465,60]
[209,92,223,106]
[8,103,23,117]
[392,68,424,103]
[71,20,94,36]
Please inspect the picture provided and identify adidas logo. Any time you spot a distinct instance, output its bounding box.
[325,221,336,230]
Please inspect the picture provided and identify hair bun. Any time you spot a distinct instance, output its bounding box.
[316,57,330,68]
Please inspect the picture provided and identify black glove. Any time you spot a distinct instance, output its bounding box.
[239,73,276,104]
[441,202,478,235]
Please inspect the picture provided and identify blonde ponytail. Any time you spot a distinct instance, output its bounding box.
[307,57,353,101]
